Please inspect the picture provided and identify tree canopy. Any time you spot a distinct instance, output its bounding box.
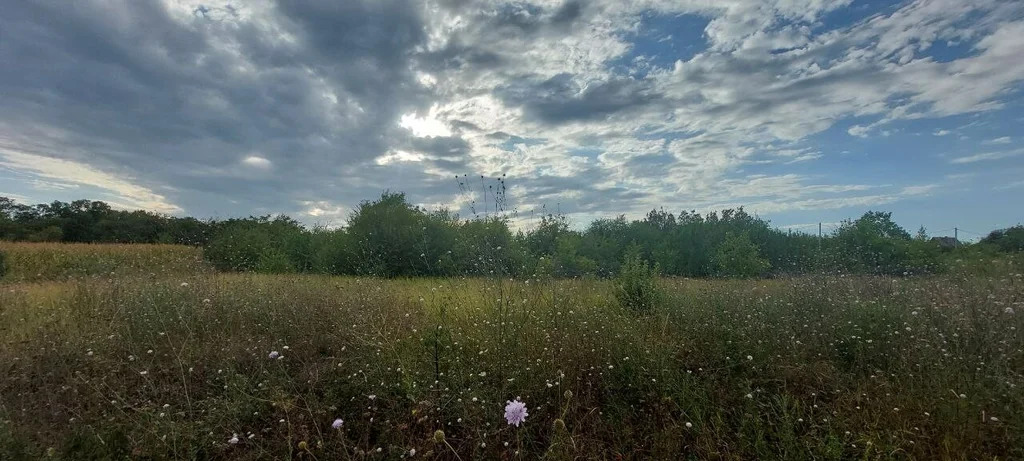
[2,193,1016,278]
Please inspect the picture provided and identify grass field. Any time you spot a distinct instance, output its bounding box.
[1,244,1022,459]
[0,242,208,282]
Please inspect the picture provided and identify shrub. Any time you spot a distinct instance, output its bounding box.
[982,225,1024,252]
[614,246,661,313]
[714,232,771,278]
[203,216,310,273]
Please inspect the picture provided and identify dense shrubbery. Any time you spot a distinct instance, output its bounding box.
[614,247,661,313]
[714,232,771,277]
[983,225,1024,252]
[2,193,1019,278]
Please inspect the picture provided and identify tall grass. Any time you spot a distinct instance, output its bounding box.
[0,242,208,282]
[1,270,1021,459]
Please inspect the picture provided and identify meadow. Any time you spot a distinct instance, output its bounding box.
[1,243,1022,460]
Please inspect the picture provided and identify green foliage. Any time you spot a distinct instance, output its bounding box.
[827,211,943,275]
[614,247,661,313]
[346,191,432,277]
[0,196,213,245]
[202,216,307,273]
[982,225,1024,252]
[714,232,771,278]
[1,195,1008,279]
[2,266,1023,458]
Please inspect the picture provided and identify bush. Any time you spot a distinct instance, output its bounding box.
[614,247,661,313]
[203,216,310,273]
[982,225,1024,253]
[714,232,771,278]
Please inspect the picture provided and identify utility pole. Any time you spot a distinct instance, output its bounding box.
[817,222,822,273]
[954,227,958,247]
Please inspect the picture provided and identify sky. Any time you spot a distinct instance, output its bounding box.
[1,0,1023,239]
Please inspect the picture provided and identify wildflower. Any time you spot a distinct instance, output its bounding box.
[228,434,239,444]
[180,282,189,287]
[504,399,528,426]
[685,422,693,428]
[1006,307,1015,314]
[746,355,753,361]
[332,418,344,429]
[433,430,445,444]
[298,441,308,450]
[409,448,416,456]
[268,351,280,359]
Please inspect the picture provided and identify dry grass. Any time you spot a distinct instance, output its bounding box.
[1,267,1022,459]
[0,242,208,282]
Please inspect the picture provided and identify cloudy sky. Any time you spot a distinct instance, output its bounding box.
[1,0,1023,237]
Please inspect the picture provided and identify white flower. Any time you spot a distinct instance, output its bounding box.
[228,434,239,444]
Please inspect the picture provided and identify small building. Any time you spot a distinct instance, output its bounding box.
[930,236,959,249]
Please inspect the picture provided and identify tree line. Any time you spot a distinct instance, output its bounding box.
[2,194,1022,278]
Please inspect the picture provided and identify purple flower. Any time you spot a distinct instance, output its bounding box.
[504,399,528,427]
[268,351,280,359]
[331,418,344,429]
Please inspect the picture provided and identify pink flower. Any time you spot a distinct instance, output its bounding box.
[504,399,527,426]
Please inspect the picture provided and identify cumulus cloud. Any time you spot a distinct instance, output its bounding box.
[1,0,1022,224]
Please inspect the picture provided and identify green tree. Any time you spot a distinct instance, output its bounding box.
[346,192,429,277]
[982,225,1024,252]
[713,232,771,278]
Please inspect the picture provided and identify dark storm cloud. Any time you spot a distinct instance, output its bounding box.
[0,0,436,217]
[495,73,662,124]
